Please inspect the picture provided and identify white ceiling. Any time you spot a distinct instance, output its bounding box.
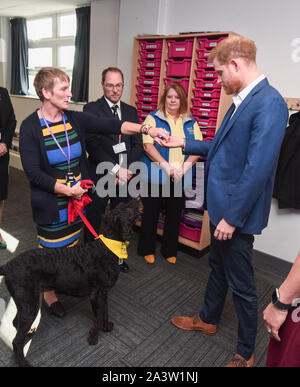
[0,0,91,17]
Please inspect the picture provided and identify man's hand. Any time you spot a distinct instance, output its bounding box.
[116,167,133,185]
[214,218,236,240]
[162,136,184,148]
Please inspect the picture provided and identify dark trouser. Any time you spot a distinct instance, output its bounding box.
[200,222,257,360]
[138,182,185,258]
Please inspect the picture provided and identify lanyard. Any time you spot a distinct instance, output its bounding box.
[40,109,71,170]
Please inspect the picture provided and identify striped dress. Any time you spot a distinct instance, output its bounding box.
[37,112,83,248]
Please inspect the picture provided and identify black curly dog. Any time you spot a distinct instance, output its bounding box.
[0,199,139,367]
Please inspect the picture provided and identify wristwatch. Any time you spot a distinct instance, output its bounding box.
[271,288,292,311]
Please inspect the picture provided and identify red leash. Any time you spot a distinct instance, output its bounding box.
[68,179,99,239]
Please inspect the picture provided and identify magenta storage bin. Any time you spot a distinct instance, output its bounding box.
[167,39,194,58]
[192,98,220,109]
[197,36,226,49]
[164,77,190,94]
[179,222,201,242]
[201,128,216,137]
[197,48,212,59]
[195,69,217,79]
[138,67,161,77]
[139,58,161,69]
[166,58,192,77]
[139,40,163,51]
[181,213,202,228]
[137,109,150,121]
[136,102,156,111]
[137,76,160,86]
[193,87,221,99]
[196,116,217,127]
[194,78,220,89]
[136,93,158,104]
[139,49,162,60]
[191,107,218,118]
[136,84,159,95]
[196,59,214,69]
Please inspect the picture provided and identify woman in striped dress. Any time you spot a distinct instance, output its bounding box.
[19,67,169,317]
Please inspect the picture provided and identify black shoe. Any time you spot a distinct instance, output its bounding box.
[43,299,65,318]
[119,260,129,273]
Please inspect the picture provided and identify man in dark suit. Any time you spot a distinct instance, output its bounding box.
[84,67,143,272]
[163,35,289,367]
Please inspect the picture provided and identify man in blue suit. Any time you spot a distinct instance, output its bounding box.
[165,35,288,367]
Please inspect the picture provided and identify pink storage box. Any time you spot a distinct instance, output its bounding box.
[138,67,161,77]
[195,69,217,79]
[191,107,218,118]
[167,38,194,58]
[194,78,220,89]
[201,128,216,137]
[137,76,160,86]
[196,59,214,69]
[137,109,150,121]
[179,222,201,242]
[139,58,161,69]
[136,93,158,104]
[196,116,217,127]
[197,36,226,49]
[136,102,156,111]
[139,49,162,60]
[166,58,192,77]
[164,77,190,94]
[192,98,220,109]
[193,87,221,99]
[197,48,212,59]
[136,84,159,95]
[139,40,163,51]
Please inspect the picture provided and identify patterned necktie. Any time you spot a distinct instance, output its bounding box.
[111,104,119,119]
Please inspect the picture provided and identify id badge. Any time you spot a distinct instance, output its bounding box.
[66,171,76,187]
[113,142,126,154]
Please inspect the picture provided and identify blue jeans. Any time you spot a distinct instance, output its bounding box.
[200,223,257,360]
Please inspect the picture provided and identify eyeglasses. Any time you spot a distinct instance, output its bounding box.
[104,83,124,90]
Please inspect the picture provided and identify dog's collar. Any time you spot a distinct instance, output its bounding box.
[98,234,129,259]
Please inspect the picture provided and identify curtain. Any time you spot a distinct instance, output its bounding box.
[10,17,28,95]
[71,6,91,102]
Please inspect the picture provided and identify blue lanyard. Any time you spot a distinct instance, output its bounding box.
[40,109,71,169]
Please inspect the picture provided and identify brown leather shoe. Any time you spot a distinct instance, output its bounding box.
[226,353,254,367]
[171,314,217,336]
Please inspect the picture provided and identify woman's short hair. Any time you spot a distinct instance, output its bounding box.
[158,82,188,115]
[208,34,257,65]
[34,67,70,101]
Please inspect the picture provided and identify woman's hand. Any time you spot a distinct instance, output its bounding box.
[0,143,8,157]
[69,181,88,200]
[263,302,288,342]
[148,127,169,143]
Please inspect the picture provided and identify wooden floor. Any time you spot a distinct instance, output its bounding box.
[0,168,291,368]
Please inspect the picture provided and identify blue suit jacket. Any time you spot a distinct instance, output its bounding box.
[184,78,288,235]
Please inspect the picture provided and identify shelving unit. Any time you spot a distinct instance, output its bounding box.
[130,32,234,256]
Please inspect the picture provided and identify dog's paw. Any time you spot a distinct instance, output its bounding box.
[103,321,114,332]
[88,329,99,345]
